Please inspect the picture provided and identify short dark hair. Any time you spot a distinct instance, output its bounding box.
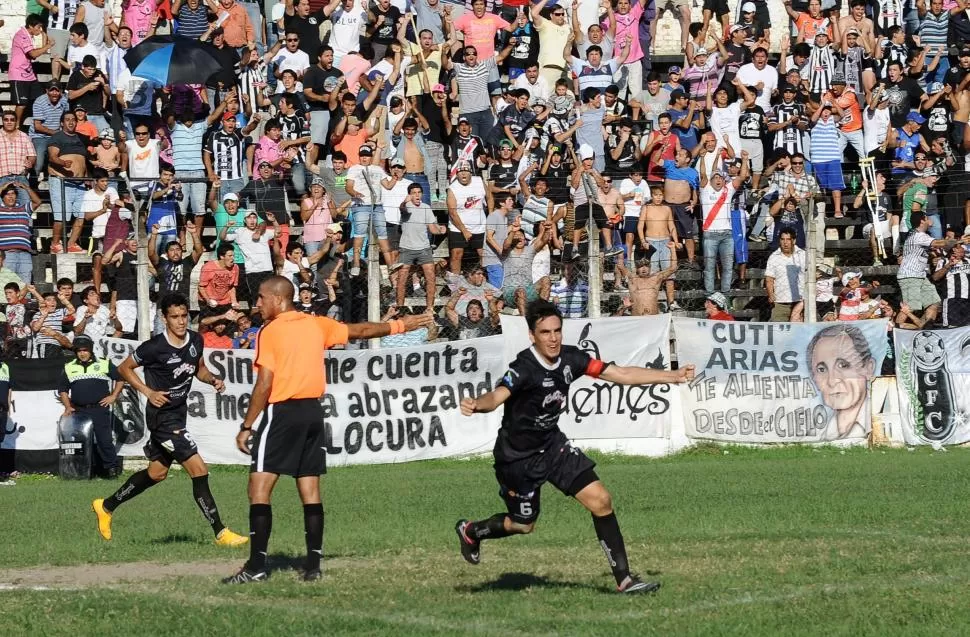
[160,162,175,175]
[264,118,282,132]
[316,44,333,58]
[286,242,305,255]
[216,243,235,258]
[402,117,418,129]
[160,292,190,317]
[910,211,926,228]
[332,150,347,162]
[4,282,19,293]
[56,277,73,288]
[586,45,602,57]
[407,183,424,194]
[26,14,43,28]
[525,299,563,333]
[779,228,797,241]
[91,167,109,180]
[69,22,88,38]
[81,286,97,301]
[165,240,181,251]
[495,191,514,208]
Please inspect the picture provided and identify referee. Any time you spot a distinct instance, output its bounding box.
[223,276,433,584]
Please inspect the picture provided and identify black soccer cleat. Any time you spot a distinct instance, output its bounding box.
[617,575,661,594]
[455,519,481,565]
[301,568,322,582]
[221,566,269,585]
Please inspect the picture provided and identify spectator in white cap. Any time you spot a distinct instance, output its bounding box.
[565,142,625,262]
[446,159,488,274]
[92,128,122,175]
[705,292,734,320]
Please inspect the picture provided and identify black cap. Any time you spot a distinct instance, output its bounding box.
[47,80,63,90]
[782,83,797,92]
[359,144,374,156]
[73,335,95,351]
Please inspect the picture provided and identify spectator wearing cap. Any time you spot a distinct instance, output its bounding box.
[735,2,770,47]
[836,270,876,321]
[822,76,866,161]
[682,46,724,103]
[205,111,257,199]
[662,66,684,94]
[91,128,123,175]
[66,54,111,134]
[29,82,70,179]
[736,47,777,113]
[10,15,55,128]
[222,209,280,301]
[381,158,413,268]
[705,292,734,320]
[0,183,41,283]
[944,47,970,91]
[345,145,396,277]
[300,177,340,256]
[392,110,434,206]
[667,89,703,152]
[0,110,37,212]
[716,25,751,85]
[835,28,871,93]
[892,112,928,187]
[58,334,124,476]
[238,159,292,253]
[566,143,625,261]
[446,160,488,274]
[486,140,521,211]
[699,151,750,294]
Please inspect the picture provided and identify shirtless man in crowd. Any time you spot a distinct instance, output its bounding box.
[638,185,681,311]
[628,256,678,316]
[663,148,700,269]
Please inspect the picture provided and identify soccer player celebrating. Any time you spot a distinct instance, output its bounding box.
[223,276,433,584]
[456,300,695,594]
[92,293,248,547]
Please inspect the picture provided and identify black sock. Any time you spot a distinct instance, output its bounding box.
[191,474,225,536]
[248,504,272,572]
[103,469,157,513]
[303,503,324,571]
[592,512,631,587]
[468,513,514,541]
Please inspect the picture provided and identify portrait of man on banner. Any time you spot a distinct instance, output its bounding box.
[806,324,877,440]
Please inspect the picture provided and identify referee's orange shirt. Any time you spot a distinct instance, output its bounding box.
[254,311,350,404]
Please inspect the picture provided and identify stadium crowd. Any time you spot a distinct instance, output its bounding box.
[1,0,970,358]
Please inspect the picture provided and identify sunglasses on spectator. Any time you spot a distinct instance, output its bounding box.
[791,161,804,166]
[553,11,565,16]
[286,38,299,42]
[135,130,149,135]
[602,178,612,183]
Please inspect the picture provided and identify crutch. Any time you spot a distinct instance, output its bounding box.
[859,157,886,260]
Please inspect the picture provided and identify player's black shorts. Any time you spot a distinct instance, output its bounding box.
[494,431,598,525]
[144,406,199,465]
[250,398,326,477]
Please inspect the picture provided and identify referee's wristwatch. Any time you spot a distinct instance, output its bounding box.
[239,423,252,432]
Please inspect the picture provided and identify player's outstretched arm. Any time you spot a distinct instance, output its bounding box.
[599,364,695,386]
[460,386,512,416]
[118,355,170,408]
[345,312,434,340]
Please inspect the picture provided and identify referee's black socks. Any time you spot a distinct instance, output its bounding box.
[103,469,158,513]
[303,503,324,571]
[592,512,631,586]
[248,504,272,572]
[191,474,225,536]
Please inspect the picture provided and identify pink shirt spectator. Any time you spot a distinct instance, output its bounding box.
[254,136,285,173]
[339,53,372,95]
[453,12,509,60]
[301,195,332,243]
[123,0,157,44]
[607,2,644,64]
[10,28,37,82]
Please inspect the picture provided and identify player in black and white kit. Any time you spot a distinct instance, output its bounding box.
[92,293,248,547]
[455,300,695,594]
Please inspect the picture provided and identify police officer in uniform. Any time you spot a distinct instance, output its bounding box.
[57,335,124,478]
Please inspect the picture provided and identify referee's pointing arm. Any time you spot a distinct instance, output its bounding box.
[236,276,435,453]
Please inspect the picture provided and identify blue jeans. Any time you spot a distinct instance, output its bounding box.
[86,114,110,135]
[49,177,86,222]
[462,109,494,140]
[0,176,30,209]
[31,137,51,175]
[4,250,33,283]
[404,172,431,205]
[703,229,734,293]
[175,169,207,216]
[924,53,950,84]
[221,177,247,197]
[927,213,943,239]
[289,163,307,195]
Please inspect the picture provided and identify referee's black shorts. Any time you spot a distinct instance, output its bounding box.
[250,398,326,477]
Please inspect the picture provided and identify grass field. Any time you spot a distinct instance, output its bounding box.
[3,445,970,636]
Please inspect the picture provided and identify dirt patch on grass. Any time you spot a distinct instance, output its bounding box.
[0,560,242,589]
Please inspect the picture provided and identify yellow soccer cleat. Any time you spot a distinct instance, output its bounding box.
[215,528,249,547]
[92,498,112,541]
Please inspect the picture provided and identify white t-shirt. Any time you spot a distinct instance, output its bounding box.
[126,139,161,179]
[512,74,552,102]
[382,178,412,226]
[736,63,778,112]
[75,304,114,340]
[67,41,106,72]
[447,176,487,235]
[225,225,276,273]
[331,7,367,60]
[346,164,389,205]
[619,178,647,218]
[272,48,311,81]
[765,247,807,303]
[863,106,891,155]
[699,183,735,232]
[81,187,121,238]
